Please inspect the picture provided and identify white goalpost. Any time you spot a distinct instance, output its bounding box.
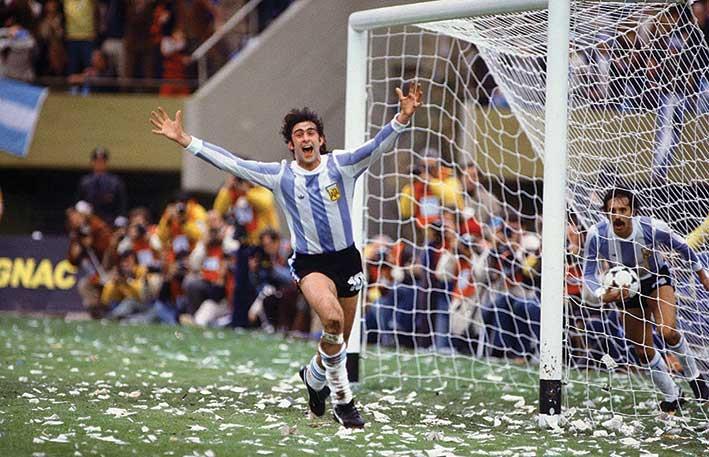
[345,0,709,432]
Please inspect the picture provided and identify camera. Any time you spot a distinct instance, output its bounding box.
[78,224,92,237]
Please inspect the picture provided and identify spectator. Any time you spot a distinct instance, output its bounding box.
[124,0,155,81]
[76,146,127,224]
[149,0,180,82]
[98,0,126,80]
[103,213,128,270]
[412,219,447,348]
[459,161,501,226]
[435,232,483,353]
[0,16,37,82]
[159,27,190,96]
[64,0,100,91]
[116,207,163,298]
[156,194,205,259]
[66,201,113,318]
[156,193,206,317]
[67,48,117,92]
[117,207,161,268]
[366,243,418,348]
[184,210,233,318]
[213,176,279,246]
[247,229,306,333]
[185,0,221,48]
[399,147,463,230]
[101,249,150,320]
[184,0,224,75]
[36,0,65,77]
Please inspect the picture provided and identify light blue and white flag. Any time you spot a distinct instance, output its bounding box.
[0,78,48,157]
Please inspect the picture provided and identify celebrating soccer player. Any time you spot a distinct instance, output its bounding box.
[583,187,709,412]
[150,83,423,427]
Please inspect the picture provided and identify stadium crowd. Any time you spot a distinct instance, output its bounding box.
[65,147,311,336]
[0,0,293,93]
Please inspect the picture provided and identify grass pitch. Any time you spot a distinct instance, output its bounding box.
[0,315,707,456]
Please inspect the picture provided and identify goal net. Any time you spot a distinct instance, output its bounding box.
[356,0,709,431]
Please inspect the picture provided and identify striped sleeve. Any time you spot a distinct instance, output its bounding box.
[651,218,704,272]
[582,225,604,298]
[333,117,408,178]
[185,137,282,190]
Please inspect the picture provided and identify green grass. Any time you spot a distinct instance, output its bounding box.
[0,315,707,456]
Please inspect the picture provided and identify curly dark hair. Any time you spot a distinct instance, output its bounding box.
[602,187,637,213]
[280,107,327,151]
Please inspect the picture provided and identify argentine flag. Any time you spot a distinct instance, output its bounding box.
[0,78,48,157]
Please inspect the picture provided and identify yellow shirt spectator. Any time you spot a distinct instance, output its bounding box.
[64,0,97,41]
[101,265,148,305]
[399,166,463,227]
[214,179,279,245]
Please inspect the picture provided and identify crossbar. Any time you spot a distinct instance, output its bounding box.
[349,0,683,31]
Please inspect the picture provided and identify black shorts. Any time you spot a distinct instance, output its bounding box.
[289,244,365,298]
[618,265,673,309]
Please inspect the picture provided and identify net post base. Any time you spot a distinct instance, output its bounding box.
[538,378,562,428]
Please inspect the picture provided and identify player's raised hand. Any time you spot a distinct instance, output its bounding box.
[395,82,423,124]
[150,107,191,147]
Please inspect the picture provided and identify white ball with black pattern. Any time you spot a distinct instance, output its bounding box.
[602,265,640,299]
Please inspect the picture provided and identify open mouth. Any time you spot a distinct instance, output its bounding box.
[613,219,625,228]
[302,145,314,154]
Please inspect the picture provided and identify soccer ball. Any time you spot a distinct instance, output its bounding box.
[602,266,640,298]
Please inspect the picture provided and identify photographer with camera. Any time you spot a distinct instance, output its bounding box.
[183,211,237,325]
[152,195,206,322]
[246,229,304,333]
[66,201,113,318]
[101,250,150,321]
[113,207,164,303]
[157,193,206,262]
[213,176,279,246]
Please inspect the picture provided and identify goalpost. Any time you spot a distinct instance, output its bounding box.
[345,0,709,431]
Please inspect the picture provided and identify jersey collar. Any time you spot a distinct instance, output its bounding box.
[291,154,328,175]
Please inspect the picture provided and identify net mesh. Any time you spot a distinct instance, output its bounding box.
[359,1,709,431]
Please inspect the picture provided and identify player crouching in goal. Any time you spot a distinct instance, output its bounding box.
[150,83,423,428]
[583,187,709,412]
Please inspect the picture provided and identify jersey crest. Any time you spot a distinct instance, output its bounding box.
[326,183,341,202]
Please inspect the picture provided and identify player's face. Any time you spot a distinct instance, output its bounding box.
[607,196,633,236]
[289,121,324,169]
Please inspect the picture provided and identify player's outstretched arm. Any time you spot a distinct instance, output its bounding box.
[149,107,281,190]
[334,82,423,178]
[150,107,191,147]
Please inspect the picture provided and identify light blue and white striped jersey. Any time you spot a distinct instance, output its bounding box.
[582,215,704,297]
[185,117,408,254]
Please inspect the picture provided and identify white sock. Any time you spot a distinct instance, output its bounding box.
[667,335,700,380]
[305,354,327,391]
[646,351,680,402]
[319,344,352,406]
